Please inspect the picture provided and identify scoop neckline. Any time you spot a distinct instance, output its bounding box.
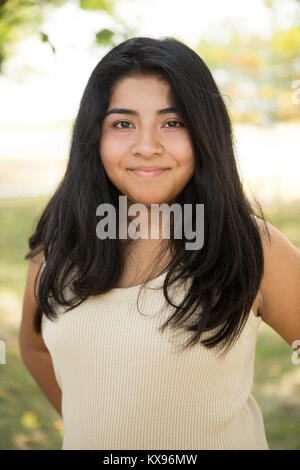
[106,269,168,297]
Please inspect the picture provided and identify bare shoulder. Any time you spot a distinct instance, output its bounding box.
[19,249,47,352]
[249,215,269,317]
[251,214,272,245]
[30,250,45,266]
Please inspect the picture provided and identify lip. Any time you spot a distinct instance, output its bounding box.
[129,166,169,171]
[129,168,169,178]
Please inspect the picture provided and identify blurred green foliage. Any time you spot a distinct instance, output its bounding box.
[0,0,136,72]
[0,0,65,71]
[196,26,300,124]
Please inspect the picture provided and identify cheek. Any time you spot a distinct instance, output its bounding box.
[100,134,128,169]
[174,148,195,181]
[165,134,194,166]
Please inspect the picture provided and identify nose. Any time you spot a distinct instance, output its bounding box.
[131,127,164,158]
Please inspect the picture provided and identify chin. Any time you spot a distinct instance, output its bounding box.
[133,196,171,207]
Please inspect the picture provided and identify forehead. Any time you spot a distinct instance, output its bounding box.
[109,74,172,105]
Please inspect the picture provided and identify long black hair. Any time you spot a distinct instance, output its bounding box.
[25,36,270,358]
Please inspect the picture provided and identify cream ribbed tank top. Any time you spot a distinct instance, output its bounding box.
[41,266,269,450]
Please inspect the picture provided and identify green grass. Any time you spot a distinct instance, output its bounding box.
[0,195,63,449]
[0,196,50,294]
[0,195,300,449]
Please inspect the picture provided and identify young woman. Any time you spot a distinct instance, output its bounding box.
[19,36,300,450]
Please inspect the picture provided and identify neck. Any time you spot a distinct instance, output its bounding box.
[127,201,174,240]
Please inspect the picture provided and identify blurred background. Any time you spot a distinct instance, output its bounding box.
[0,0,299,450]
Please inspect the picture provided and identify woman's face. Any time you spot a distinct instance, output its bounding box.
[99,74,195,208]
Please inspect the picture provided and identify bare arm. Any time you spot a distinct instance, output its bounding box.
[258,220,300,356]
[21,349,62,417]
[19,251,62,417]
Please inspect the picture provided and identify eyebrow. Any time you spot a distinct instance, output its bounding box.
[103,107,179,118]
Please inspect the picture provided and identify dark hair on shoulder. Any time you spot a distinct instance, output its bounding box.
[25,36,271,358]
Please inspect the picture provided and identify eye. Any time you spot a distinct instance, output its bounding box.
[164,120,184,128]
[113,120,133,129]
[112,119,184,129]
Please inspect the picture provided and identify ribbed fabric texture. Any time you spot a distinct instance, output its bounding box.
[41,266,269,450]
